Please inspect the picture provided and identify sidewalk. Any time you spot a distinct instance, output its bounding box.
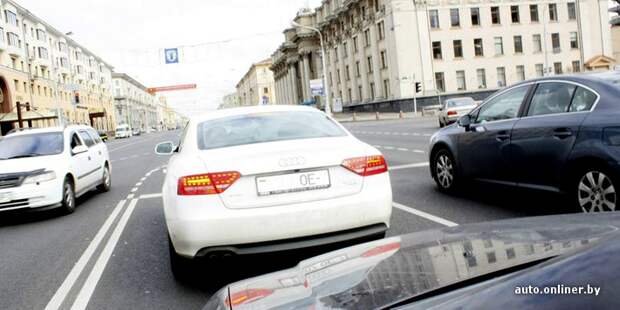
[332,112,429,123]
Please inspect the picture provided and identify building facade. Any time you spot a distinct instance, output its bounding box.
[0,0,115,136]
[271,0,613,112]
[219,92,241,109]
[236,59,277,106]
[112,73,158,132]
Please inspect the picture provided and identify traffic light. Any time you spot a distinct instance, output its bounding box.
[74,91,80,104]
[415,82,422,94]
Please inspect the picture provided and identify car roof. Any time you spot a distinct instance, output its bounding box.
[189,105,321,123]
[6,125,94,137]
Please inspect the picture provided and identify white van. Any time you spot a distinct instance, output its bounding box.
[115,125,132,139]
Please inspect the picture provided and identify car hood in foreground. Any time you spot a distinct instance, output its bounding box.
[0,154,66,174]
[205,212,620,310]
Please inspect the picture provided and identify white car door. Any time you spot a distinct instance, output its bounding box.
[76,130,100,189]
[68,132,93,193]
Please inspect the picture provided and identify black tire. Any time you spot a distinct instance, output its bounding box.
[572,165,618,213]
[432,149,459,193]
[97,164,111,192]
[59,178,76,215]
[169,235,194,282]
[439,118,445,128]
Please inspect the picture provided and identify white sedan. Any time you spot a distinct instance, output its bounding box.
[156,105,392,279]
[438,97,478,127]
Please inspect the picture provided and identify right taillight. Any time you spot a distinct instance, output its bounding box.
[177,171,240,196]
[341,155,388,176]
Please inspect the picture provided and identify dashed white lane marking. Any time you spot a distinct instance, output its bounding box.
[127,194,135,200]
[70,199,139,310]
[135,182,142,187]
[163,169,167,174]
[393,202,458,227]
[373,145,426,154]
[140,177,146,181]
[119,157,127,161]
[397,148,409,151]
[384,146,395,150]
[44,200,128,310]
[389,162,430,171]
[413,150,425,154]
[130,187,138,193]
[140,193,163,199]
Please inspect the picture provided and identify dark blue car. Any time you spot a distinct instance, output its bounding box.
[429,73,620,212]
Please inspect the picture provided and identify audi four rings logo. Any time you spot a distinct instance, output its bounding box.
[278,156,307,167]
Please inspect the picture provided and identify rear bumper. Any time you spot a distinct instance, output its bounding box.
[195,223,387,258]
[165,173,393,258]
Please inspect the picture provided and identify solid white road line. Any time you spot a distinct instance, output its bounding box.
[389,162,430,171]
[70,199,139,310]
[44,200,127,310]
[393,202,458,227]
[140,193,163,199]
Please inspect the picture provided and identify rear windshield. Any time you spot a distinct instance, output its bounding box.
[447,99,475,108]
[197,111,347,150]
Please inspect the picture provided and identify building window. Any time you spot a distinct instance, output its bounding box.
[432,41,442,60]
[58,42,66,52]
[530,5,539,22]
[7,32,19,47]
[5,10,17,26]
[552,33,560,53]
[497,67,506,87]
[554,62,563,74]
[516,65,525,81]
[450,8,460,27]
[343,42,348,58]
[353,36,359,53]
[370,82,375,99]
[355,61,361,77]
[567,2,576,20]
[456,70,466,91]
[364,29,371,47]
[533,34,542,52]
[513,36,523,54]
[453,40,463,58]
[536,63,544,77]
[435,72,445,92]
[358,85,363,100]
[347,88,352,102]
[333,47,338,62]
[38,47,48,59]
[36,29,46,41]
[572,60,581,73]
[549,4,558,21]
[491,7,501,25]
[487,252,497,264]
[471,8,480,26]
[377,21,385,40]
[383,79,390,97]
[474,38,484,56]
[345,65,350,80]
[429,9,440,29]
[380,50,388,69]
[477,68,487,89]
[570,32,579,49]
[494,37,503,55]
[506,248,516,260]
[511,5,520,23]
[367,56,373,73]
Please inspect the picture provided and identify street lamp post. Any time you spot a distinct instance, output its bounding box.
[291,21,331,116]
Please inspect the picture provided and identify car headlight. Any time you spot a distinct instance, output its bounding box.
[23,171,57,184]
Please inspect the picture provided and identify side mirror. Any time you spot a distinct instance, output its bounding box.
[458,115,472,128]
[72,145,88,155]
[155,141,175,155]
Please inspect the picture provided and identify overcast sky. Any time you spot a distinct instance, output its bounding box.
[15,0,322,115]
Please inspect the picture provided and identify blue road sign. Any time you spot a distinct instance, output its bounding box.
[164,48,179,64]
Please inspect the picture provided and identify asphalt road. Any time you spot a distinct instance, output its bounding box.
[0,118,577,310]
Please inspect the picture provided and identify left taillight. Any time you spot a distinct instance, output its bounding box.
[341,155,388,177]
[177,171,240,196]
[447,110,458,116]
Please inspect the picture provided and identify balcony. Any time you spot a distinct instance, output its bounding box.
[7,44,23,57]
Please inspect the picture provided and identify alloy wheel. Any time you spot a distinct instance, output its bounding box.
[578,171,616,212]
[64,182,74,210]
[104,167,111,188]
[436,154,454,189]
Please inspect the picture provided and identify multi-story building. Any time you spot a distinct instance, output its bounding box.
[112,73,158,132]
[159,96,178,130]
[271,0,613,112]
[236,58,277,106]
[0,0,115,136]
[219,92,241,109]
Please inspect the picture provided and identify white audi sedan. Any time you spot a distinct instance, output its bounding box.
[156,105,392,278]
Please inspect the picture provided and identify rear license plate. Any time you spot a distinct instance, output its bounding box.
[0,192,13,203]
[256,170,331,196]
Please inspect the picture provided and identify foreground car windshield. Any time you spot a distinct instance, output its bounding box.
[197,111,347,150]
[0,133,64,159]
